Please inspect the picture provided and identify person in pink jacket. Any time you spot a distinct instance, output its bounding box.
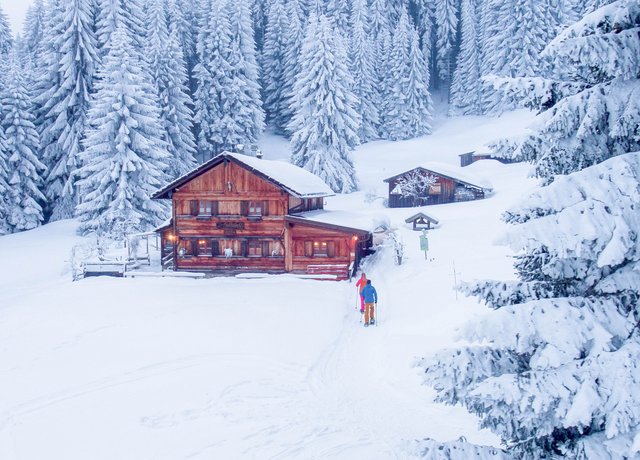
[355,273,367,313]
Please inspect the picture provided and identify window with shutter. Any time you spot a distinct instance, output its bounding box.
[211,201,219,216]
[262,241,270,256]
[241,201,248,216]
[248,240,263,257]
[241,240,249,256]
[211,240,220,256]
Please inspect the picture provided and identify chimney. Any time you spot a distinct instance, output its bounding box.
[256,149,263,159]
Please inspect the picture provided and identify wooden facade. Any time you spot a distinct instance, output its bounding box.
[153,153,372,280]
[384,165,492,208]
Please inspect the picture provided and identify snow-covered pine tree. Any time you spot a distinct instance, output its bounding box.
[193,0,264,160]
[0,5,13,58]
[450,0,484,115]
[76,25,169,238]
[481,0,556,111]
[167,0,199,96]
[433,0,458,96]
[38,0,99,221]
[193,0,232,161]
[224,0,266,151]
[348,0,379,142]
[145,0,197,179]
[95,0,146,55]
[493,0,640,179]
[2,56,46,233]
[382,11,433,141]
[422,1,640,457]
[261,0,290,135]
[0,121,10,235]
[22,0,46,61]
[288,13,360,193]
[325,0,351,32]
[281,0,307,138]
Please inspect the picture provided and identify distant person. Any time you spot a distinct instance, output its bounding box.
[355,272,367,313]
[361,279,378,327]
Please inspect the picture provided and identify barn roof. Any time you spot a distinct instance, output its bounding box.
[383,161,493,191]
[153,152,335,199]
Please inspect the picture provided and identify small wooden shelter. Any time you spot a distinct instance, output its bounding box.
[384,162,493,208]
[152,151,373,280]
[405,212,439,231]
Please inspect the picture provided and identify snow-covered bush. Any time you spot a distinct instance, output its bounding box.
[410,437,510,459]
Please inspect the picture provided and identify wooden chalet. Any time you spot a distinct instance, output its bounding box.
[152,152,372,280]
[384,162,493,208]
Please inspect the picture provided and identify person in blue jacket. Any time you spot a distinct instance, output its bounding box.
[361,280,378,326]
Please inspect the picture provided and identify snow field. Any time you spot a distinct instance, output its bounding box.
[0,112,537,459]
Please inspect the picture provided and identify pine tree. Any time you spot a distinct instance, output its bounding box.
[423,2,640,456]
[348,0,380,142]
[281,0,307,137]
[261,0,290,134]
[22,0,46,60]
[38,0,99,221]
[145,0,197,179]
[382,11,433,140]
[2,57,46,233]
[167,0,199,96]
[450,0,484,115]
[0,5,13,58]
[193,0,232,161]
[0,122,10,235]
[76,26,169,238]
[193,0,264,160]
[434,0,459,94]
[288,13,360,193]
[225,0,265,149]
[95,0,146,55]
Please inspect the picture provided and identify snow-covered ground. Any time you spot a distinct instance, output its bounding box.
[0,111,538,459]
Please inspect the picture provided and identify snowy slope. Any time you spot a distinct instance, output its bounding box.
[0,111,537,459]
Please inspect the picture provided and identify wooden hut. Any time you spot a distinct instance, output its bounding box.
[152,152,372,280]
[383,162,493,208]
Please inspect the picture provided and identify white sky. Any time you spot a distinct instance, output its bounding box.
[0,0,33,36]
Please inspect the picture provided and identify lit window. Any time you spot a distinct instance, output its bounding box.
[197,239,213,256]
[313,241,328,256]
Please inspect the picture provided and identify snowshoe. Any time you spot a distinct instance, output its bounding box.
[370,319,375,325]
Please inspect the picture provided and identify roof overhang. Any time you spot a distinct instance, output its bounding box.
[284,215,371,236]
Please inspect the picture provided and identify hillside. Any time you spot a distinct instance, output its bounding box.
[0,111,538,459]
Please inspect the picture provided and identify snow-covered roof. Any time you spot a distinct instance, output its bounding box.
[153,152,334,199]
[286,210,374,234]
[384,161,493,191]
[225,153,334,198]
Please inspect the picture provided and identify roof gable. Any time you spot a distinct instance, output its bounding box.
[384,161,493,191]
[153,152,334,199]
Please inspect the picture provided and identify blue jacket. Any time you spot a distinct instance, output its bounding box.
[361,284,378,303]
